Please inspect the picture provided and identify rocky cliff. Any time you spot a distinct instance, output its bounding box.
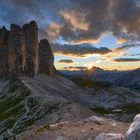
[39,39,54,75]
[0,27,9,73]
[0,21,54,76]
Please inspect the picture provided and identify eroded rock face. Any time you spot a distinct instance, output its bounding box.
[39,39,54,75]
[0,27,9,73]
[22,21,39,76]
[8,24,25,73]
[0,21,54,76]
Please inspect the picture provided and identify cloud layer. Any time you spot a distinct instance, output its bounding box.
[58,59,73,64]
[63,66,87,70]
[114,58,140,62]
[0,0,140,69]
[1,0,140,43]
[53,44,111,57]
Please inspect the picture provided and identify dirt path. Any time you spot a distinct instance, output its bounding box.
[20,119,130,140]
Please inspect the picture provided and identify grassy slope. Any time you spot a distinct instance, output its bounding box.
[0,75,30,136]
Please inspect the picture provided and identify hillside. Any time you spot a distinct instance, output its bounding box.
[0,73,140,139]
[115,68,140,90]
[61,67,140,91]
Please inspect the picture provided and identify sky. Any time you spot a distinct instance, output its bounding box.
[0,0,140,71]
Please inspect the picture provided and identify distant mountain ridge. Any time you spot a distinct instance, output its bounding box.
[61,67,140,90]
[115,68,140,90]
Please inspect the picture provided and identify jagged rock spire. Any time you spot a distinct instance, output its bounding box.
[0,21,54,76]
[39,39,54,75]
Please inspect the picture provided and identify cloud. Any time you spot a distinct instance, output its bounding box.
[46,0,140,44]
[117,38,128,44]
[63,66,87,70]
[60,10,89,31]
[130,53,140,56]
[58,59,74,64]
[116,42,140,50]
[114,58,140,62]
[46,0,110,42]
[1,0,140,45]
[70,38,99,45]
[47,22,62,41]
[52,43,112,58]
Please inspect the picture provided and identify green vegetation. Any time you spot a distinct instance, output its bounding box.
[0,74,30,135]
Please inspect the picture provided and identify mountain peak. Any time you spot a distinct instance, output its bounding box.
[0,21,54,77]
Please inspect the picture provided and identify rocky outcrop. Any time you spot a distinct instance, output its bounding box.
[95,133,126,140]
[8,24,25,74]
[0,21,54,76]
[22,21,39,76]
[95,113,140,140]
[126,114,140,140]
[0,27,9,73]
[39,39,54,75]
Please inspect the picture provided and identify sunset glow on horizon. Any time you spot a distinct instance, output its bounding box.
[0,0,140,71]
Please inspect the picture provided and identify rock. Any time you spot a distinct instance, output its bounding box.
[56,136,69,140]
[126,114,140,140]
[8,24,25,73]
[0,21,55,76]
[83,115,106,124]
[0,135,3,140]
[95,133,126,140]
[22,21,39,76]
[0,27,9,73]
[39,39,54,75]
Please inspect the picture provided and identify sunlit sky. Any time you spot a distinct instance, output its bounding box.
[54,32,140,71]
[0,0,140,71]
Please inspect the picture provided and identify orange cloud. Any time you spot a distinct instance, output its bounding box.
[71,38,99,45]
[60,10,89,31]
[117,38,128,44]
[47,22,62,41]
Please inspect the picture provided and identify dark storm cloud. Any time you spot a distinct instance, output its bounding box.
[111,0,140,38]
[0,0,44,25]
[46,0,140,44]
[46,0,111,42]
[53,44,111,57]
[58,59,74,64]
[114,58,140,62]
[1,0,140,44]
[0,0,62,27]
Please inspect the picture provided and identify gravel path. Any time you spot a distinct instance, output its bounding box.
[20,119,130,140]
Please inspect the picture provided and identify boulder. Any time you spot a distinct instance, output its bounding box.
[83,115,106,124]
[126,114,140,140]
[39,39,54,75]
[95,133,126,140]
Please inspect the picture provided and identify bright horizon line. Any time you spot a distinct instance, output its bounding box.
[56,65,140,71]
